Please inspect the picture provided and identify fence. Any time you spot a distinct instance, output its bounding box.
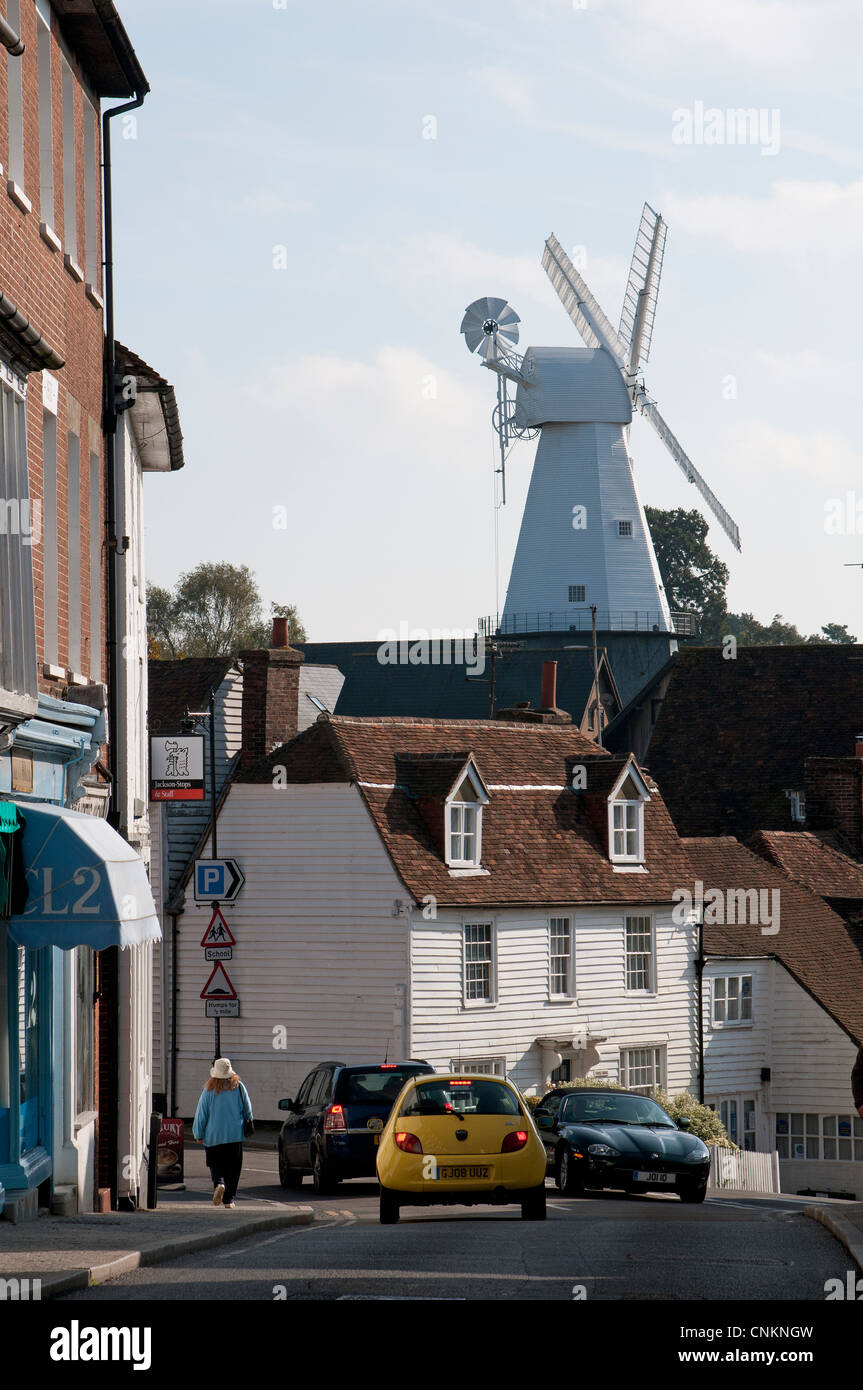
[707,1145,781,1194]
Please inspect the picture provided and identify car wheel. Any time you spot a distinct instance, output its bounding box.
[278,1147,303,1189]
[379,1189,400,1224]
[521,1185,547,1220]
[556,1146,584,1197]
[679,1184,707,1204]
[312,1146,337,1195]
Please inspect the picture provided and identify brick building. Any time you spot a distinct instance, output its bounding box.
[0,2,168,1220]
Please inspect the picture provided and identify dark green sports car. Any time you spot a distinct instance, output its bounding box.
[534,1087,712,1203]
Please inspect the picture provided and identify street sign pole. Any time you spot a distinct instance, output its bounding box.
[209,686,219,1062]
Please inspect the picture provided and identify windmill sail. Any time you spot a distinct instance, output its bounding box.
[636,393,742,551]
[620,203,666,375]
[542,235,629,368]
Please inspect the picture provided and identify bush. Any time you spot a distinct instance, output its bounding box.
[649,1087,735,1148]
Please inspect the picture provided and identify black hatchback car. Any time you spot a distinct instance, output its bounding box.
[534,1086,712,1203]
[277,1060,434,1193]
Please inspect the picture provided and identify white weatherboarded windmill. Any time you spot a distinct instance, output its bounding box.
[461,205,741,638]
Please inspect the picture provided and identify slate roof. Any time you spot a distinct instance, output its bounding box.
[645,645,863,838]
[236,716,692,907]
[750,831,863,902]
[148,658,238,734]
[684,836,863,1045]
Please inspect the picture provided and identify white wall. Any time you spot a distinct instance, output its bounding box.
[704,956,862,1197]
[410,905,698,1095]
[172,782,411,1118]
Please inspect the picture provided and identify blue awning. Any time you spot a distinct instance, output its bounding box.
[6,802,162,950]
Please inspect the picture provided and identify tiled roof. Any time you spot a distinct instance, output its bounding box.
[395,753,476,799]
[646,645,863,838]
[148,658,238,734]
[750,830,863,901]
[684,836,863,1045]
[237,716,692,906]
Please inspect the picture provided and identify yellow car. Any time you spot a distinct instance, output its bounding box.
[376,1073,547,1223]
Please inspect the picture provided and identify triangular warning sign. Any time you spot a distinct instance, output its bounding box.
[200,961,237,1000]
[200,906,236,948]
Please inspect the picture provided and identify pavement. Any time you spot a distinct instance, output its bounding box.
[0,1133,312,1299]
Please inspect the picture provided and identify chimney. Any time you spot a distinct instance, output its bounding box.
[239,618,305,766]
[541,661,557,711]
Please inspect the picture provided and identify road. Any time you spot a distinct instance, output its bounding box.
[58,1146,852,1302]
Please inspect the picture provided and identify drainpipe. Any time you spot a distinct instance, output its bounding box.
[100,82,149,1210]
[169,911,179,1117]
[0,15,24,55]
[695,918,705,1103]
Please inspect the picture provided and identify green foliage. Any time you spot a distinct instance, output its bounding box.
[649,1087,735,1147]
[645,506,856,647]
[147,564,306,659]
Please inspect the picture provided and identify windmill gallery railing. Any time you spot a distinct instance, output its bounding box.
[478,610,699,637]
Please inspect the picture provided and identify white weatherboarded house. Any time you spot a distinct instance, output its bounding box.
[166,712,700,1119]
[686,837,863,1198]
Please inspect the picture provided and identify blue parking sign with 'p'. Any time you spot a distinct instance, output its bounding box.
[198,864,224,897]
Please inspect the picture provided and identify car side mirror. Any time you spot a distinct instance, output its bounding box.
[278,1098,295,1112]
[677,1116,692,1131]
[537,1114,555,1130]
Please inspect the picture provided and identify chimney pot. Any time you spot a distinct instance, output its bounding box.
[272,616,290,648]
[541,660,558,710]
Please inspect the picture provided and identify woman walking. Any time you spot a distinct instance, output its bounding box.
[193,1058,254,1208]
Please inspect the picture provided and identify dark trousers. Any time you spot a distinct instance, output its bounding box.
[206,1142,244,1202]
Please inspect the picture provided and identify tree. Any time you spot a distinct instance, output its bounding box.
[644,506,729,638]
[147,563,306,658]
[246,602,307,648]
[645,506,857,646]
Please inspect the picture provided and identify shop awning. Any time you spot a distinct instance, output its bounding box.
[6,802,161,950]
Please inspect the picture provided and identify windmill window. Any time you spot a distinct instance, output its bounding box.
[568,585,586,603]
[618,520,633,537]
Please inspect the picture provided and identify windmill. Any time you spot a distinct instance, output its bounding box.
[460,204,741,638]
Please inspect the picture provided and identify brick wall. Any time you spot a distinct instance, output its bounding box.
[0,4,106,690]
[804,757,863,851]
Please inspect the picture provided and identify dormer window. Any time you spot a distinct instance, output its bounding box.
[607,766,650,865]
[445,761,489,868]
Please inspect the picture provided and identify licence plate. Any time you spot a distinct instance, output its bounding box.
[633,1170,674,1183]
[435,1165,490,1180]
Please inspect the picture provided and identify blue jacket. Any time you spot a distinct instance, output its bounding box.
[193,1082,253,1147]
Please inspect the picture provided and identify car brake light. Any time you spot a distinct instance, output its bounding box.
[324,1104,347,1132]
[395,1131,423,1154]
[380,1064,397,1069]
[501,1130,528,1153]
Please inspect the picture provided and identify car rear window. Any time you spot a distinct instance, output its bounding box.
[335,1069,424,1106]
[400,1078,523,1117]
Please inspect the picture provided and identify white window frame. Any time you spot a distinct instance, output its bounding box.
[610,799,644,862]
[6,0,26,195]
[37,4,55,230]
[711,974,753,1028]
[568,584,586,603]
[61,55,78,264]
[624,914,655,993]
[548,916,575,999]
[462,921,496,1007]
[619,1045,665,1093]
[618,520,633,537]
[450,1056,506,1076]
[445,761,488,868]
[82,96,100,290]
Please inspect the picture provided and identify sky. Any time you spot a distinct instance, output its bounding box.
[115,0,863,642]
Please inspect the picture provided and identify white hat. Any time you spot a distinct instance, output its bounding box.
[210,1057,237,1080]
